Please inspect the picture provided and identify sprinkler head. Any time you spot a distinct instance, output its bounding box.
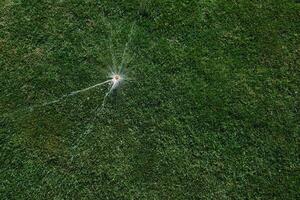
[112,74,122,83]
[114,75,120,80]
[110,73,124,90]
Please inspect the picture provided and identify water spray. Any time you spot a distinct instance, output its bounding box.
[39,71,124,108]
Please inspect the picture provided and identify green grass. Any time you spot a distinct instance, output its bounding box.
[1,0,299,199]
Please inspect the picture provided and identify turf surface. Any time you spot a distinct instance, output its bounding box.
[1,0,300,199]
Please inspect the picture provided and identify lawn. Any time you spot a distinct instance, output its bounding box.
[0,0,299,199]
